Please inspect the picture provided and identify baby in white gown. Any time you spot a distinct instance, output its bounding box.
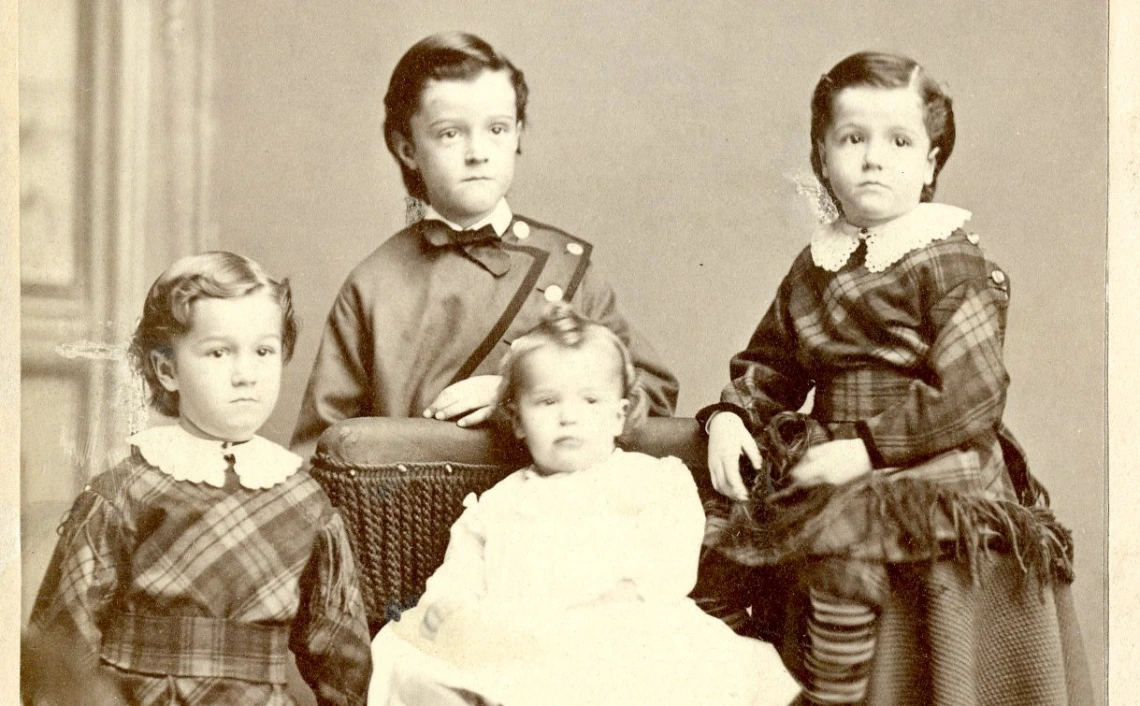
[368,304,800,706]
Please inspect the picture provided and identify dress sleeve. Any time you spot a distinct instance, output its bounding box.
[28,485,129,671]
[290,282,373,460]
[418,494,489,610]
[714,269,815,432]
[623,458,707,600]
[855,265,1012,468]
[572,266,680,417]
[290,511,373,706]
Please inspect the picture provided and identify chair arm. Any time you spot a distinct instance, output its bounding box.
[310,417,712,634]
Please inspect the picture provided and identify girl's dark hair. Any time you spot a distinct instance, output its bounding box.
[810,51,956,209]
[129,251,298,417]
[383,32,528,202]
[495,302,648,437]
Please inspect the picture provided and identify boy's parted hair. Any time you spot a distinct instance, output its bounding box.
[495,302,648,437]
[130,251,298,417]
[810,51,956,210]
[383,32,529,202]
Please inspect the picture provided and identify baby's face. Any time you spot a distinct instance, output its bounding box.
[395,68,520,227]
[514,344,628,476]
[817,85,937,228]
[154,292,284,442]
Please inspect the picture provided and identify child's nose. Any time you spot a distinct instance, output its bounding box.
[862,138,885,168]
[558,402,581,424]
[465,134,489,163]
[231,354,257,385]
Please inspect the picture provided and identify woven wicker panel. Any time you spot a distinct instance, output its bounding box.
[311,457,514,635]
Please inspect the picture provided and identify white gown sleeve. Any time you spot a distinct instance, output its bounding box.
[623,456,707,600]
[418,491,489,611]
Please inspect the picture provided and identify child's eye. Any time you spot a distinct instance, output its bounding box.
[257,346,279,357]
[490,124,510,136]
[843,133,863,145]
[207,348,228,359]
[584,396,599,405]
[439,129,459,140]
[894,136,912,147]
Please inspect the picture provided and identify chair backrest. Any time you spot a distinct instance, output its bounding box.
[310,417,710,635]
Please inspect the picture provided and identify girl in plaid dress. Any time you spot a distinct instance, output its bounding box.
[368,304,800,706]
[697,53,1092,705]
[28,252,372,706]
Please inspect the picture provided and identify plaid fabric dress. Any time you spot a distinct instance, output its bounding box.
[701,205,1092,705]
[29,427,372,706]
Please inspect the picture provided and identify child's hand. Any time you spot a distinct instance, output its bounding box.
[423,375,503,427]
[790,439,872,486]
[707,412,761,501]
[420,594,471,640]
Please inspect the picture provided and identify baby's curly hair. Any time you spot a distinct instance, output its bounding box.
[129,251,297,417]
[494,302,648,438]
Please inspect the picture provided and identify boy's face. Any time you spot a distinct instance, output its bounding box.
[513,344,628,476]
[152,293,284,442]
[817,86,938,228]
[395,69,520,227]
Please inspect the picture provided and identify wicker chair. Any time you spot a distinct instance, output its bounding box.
[310,417,714,636]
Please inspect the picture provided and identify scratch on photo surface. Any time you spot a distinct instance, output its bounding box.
[54,340,126,361]
[54,339,151,438]
[790,170,839,224]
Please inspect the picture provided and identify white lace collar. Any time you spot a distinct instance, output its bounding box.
[810,203,972,273]
[130,425,302,490]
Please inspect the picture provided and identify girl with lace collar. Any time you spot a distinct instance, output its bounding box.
[694,52,1092,705]
[28,252,372,706]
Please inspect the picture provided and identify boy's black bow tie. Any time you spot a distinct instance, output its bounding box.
[421,220,511,277]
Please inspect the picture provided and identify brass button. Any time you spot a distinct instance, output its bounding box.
[566,242,584,256]
[512,221,530,240]
[990,270,1006,285]
[544,285,564,302]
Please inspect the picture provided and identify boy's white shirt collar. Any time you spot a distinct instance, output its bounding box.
[130,424,302,490]
[810,203,972,273]
[423,198,513,237]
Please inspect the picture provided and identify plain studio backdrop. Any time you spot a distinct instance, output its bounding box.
[19,0,1106,703]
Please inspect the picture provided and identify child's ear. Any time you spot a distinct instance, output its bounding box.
[150,351,179,392]
[508,405,526,440]
[612,398,630,435]
[924,146,940,185]
[394,133,418,172]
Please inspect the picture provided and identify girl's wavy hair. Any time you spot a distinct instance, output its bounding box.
[129,251,298,417]
[810,51,956,211]
[494,302,648,439]
[384,31,528,202]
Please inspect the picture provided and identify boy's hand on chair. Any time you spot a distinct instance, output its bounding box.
[423,375,503,427]
[790,439,872,486]
[707,412,761,501]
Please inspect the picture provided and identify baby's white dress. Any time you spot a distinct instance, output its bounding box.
[368,449,800,706]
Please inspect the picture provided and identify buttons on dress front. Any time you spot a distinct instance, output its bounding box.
[544,286,564,302]
[566,242,584,256]
[512,221,530,240]
[990,270,1006,285]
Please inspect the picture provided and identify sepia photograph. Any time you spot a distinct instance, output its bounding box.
[8,0,1124,703]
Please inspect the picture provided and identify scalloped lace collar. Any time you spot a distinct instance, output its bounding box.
[810,203,972,273]
[130,425,302,490]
